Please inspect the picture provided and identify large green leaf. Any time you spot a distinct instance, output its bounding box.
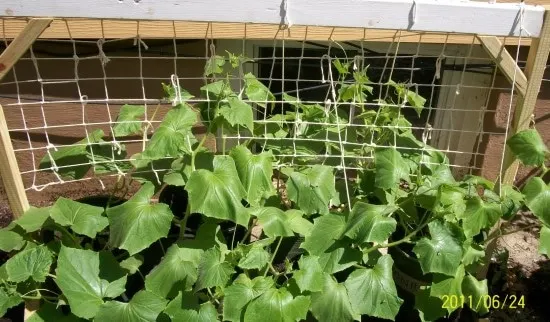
[540,226,550,256]
[413,220,463,276]
[39,129,104,179]
[142,104,197,159]
[55,246,127,319]
[374,148,410,190]
[415,288,447,322]
[95,291,168,322]
[243,288,310,322]
[506,129,548,166]
[317,240,362,274]
[15,206,51,232]
[286,165,337,215]
[6,245,52,283]
[195,246,234,291]
[523,177,550,226]
[223,274,274,321]
[293,256,325,292]
[310,275,358,322]
[342,202,397,244]
[251,207,294,237]
[344,255,403,320]
[431,265,465,313]
[25,302,85,322]
[169,302,218,322]
[301,213,346,255]
[107,182,173,255]
[286,209,314,236]
[459,197,502,238]
[145,242,202,298]
[0,289,22,317]
[0,226,24,252]
[230,145,275,206]
[219,96,254,133]
[204,55,226,76]
[113,104,145,137]
[187,155,250,226]
[462,275,489,315]
[235,243,271,270]
[244,73,275,107]
[50,197,108,238]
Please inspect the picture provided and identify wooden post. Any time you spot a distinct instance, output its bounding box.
[500,8,550,185]
[0,18,52,321]
[0,19,51,217]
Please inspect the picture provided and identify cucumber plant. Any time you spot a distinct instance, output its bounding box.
[0,52,548,321]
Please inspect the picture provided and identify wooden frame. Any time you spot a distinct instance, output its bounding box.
[1,0,545,37]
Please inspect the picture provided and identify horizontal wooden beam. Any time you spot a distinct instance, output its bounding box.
[0,0,545,37]
[0,19,535,45]
[478,36,528,97]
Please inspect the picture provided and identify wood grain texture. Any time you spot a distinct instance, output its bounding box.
[0,0,545,37]
[478,36,528,97]
[501,9,550,185]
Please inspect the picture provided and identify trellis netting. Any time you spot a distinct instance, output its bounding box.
[0,0,546,204]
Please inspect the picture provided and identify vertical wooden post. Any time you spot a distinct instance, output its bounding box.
[0,18,52,321]
[500,8,550,185]
[0,19,51,217]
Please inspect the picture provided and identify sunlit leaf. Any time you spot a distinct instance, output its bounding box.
[113,104,145,137]
[375,148,410,190]
[15,206,51,232]
[459,197,502,238]
[342,202,397,244]
[462,275,489,315]
[95,291,168,322]
[523,177,550,226]
[310,275,358,322]
[223,274,274,321]
[244,73,275,107]
[301,213,346,255]
[243,288,310,322]
[50,197,108,238]
[6,245,53,283]
[195,246,234,291]
[539,225,550,256]
[506,129,548,166]
[286,165,337,215]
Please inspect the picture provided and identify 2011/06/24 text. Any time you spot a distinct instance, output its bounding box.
[441,295,525,310]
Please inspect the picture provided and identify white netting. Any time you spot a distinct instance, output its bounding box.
[0,16,533,200]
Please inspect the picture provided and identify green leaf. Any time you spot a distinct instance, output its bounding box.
[39,129,104,179]
[286,210,314,236]
[169,302,218,322]
[310,275,358,322]
[286,165,337,215]
[187,155,250,226]
[15,206,51,232]
[25,302,85,322]
[50,197,108,238]
[120,254,144,275]
[244,73,275,107]
[431,265,465,313]
[462,275,489,315]
[251,207,294,237]
[237,243,271,270]
[204,55,226,76]
[406,90,426,117]
[6,245,52,283]
[243,288,310,322]
[500,185,524,220]
[163,291,199,318]
[415,288,447,322]
[219,96,254,133]
[506,129,549,166]
[344,255,403,320]
[113,104,145,137]
[0,289,22,318]
[523,177,550,226]
[195,246,233,291]
[462,242,485,270]
[375,148,410,190]
[107,182,173,255]
[145,242,202,298]
[317,240,362,274]
[0,227,24,252]
[293,256,324,292]
[539,226,550,256]
[459,197,502,238]
[162,83,195,104]
[95,291,168,322]
[142,104,197,159]
[55,246,127,319]
[301,213,346,255]
[413,220,463,276]
[223,274,274,321]
[230,145,275,207]
[342,202,397,244]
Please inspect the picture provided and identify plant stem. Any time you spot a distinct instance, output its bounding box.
[56,225,81,248]
[179,203,192,241]
[231,224,237,249]
[364,220,430,255]
[22,289,60,298]
[264,237,283,277]
[191,132,209,171]
[240,219,257,243]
